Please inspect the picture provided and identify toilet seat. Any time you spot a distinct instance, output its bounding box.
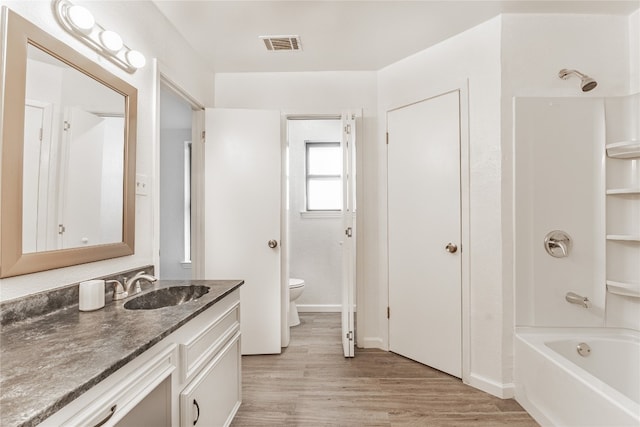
[289,278,305,289]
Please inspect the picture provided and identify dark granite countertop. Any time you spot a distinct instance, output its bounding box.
[0,279,243,427]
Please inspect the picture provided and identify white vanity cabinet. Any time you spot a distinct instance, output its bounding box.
[40,344,177,427]
[40,288,241,427]
[178,296,242,427]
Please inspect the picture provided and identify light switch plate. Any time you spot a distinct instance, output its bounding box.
[136,173,149,196]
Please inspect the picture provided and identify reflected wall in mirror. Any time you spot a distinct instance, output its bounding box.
[23,44,126,253]
[1,7,137,278]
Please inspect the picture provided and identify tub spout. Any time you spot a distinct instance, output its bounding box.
[566,292,591,308]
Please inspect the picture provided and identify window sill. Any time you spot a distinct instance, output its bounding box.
[299,211,342,219]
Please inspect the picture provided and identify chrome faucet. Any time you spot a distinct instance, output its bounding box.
[108,271,157,301]
[547,239,568,257]
[544,231,572,258]
[565,292,591,308]
[124,271,157,295]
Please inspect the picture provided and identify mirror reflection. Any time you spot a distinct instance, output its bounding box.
[22,43,125,253]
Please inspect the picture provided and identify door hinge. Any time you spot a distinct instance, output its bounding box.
[201,130,206,140]
[387,306,390,319]
[58,224,66,235]
[39,128,43,141]
[63,121,71,131]
[346,331,354,341]
[386,132,389,145]
[344,124,351,135]
[345,227,352,238]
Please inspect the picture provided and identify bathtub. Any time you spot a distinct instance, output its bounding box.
[515,327,640,427]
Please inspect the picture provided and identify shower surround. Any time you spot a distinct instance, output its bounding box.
[513,94,640,425]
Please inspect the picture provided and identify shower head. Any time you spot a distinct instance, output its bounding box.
[558,69,598,92]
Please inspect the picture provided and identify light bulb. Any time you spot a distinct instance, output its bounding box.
[126,50,146,69]
[100,30,123,52]
[67,5,95,33]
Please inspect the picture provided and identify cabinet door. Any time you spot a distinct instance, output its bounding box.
[180,333,241,427]
[115,378,170,427]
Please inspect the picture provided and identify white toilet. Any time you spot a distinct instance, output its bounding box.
[288,278,305,327]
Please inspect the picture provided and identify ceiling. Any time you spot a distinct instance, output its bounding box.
[153,1,640,73]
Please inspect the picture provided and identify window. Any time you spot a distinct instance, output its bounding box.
[183,141,191,263]
[305,141,342,211]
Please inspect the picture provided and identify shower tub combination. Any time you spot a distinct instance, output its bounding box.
[515,328,640,426]
[514,89,640,426]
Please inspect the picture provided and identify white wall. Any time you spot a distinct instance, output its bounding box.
[214,71,378,346]
[287,119,343,310]
[631,10,640,94]
[0,0,214,301]
[378,17,505,395]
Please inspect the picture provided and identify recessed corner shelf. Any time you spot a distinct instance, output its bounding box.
[606,140,640,159]
[606,235,640,242]
[606,280,640,298]
[606,188,640,195]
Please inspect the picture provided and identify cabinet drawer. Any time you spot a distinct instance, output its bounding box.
[180,302,239,383]
[180,332,241,427]
[51,344,176,427]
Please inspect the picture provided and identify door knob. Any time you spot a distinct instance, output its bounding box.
[268,240,278,248]
[445,243,458,253]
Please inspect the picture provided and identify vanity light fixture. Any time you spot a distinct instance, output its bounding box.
[99,30,123,52]
[66,4,94,33]
[126,49,146,69]
[53,0,146,73]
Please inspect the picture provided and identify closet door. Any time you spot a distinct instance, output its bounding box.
[387,90,462,377]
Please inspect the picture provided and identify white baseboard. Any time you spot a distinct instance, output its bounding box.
[467,373,515,399]
[297,304,341,312]
[361,337,384,349]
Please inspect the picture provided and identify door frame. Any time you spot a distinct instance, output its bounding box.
[282,111,363,351]
[386,82,470,384]
[153,61,206,279]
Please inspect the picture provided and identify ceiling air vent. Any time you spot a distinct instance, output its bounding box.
[260,35,302,51]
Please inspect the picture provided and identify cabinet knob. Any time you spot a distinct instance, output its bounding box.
[268,239,278,249]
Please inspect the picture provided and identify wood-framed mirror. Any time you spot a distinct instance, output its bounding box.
[0,7,136,278]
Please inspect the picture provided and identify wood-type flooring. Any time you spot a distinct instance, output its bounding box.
[230,312,538,426]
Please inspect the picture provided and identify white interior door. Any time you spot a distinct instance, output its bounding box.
[204,108,281,355]
[341,112,357,358]
[59,107,106,249]
[387,91,462,378]
[23,103,48,253]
